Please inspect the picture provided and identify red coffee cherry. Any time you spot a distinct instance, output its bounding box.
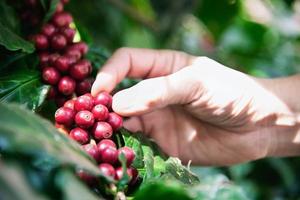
[69,127,89,144]
[129,167,139,185]
[74,95,94,111]
[63,99,75,110]
[65,48,81,60]
[55,107,75,126]
[92,122,113,140]
[99,163,115,178]
[118,147,135,166]
[55,56,70,72]
[69,60,91,80]
[41,23,56,38]
[97,139,116,153]
[94,92,112,108]
[60,0,70,5]
[92,104,109,121]
[58,76,76,96]
[75,110,94,128]
[51,33,67,50]
[48,53,60,65]
[69,42,88,54]
[101,146,118,165]
[52,12,73,27]
[60,27,76,43]
[55,1,64,13]
[115,167,133,181]
[42,67,61,85]
[82,143,101,162]
[33,34,48,50]
[77,170,97,186]
[38,52,50,67]
[107,112,123,131]
[76,79,93,96]
[47,86,57,99]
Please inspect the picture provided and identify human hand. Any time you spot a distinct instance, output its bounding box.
[92,48,300,166]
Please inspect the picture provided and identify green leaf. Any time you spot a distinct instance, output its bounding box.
[0,23,34,53]
[43,0,60,22]
[0,1,20,33]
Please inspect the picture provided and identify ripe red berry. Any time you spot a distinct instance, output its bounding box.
[60,0,70,5]
[39,52,50,67]
[92,104,109,121]
[74,95,94,111]
[97,139,116,153]
[42,67,61,85]
[60,27,76,43]
[47,86,57,99]
[55,122,69,135]
[115,167,133,181]
[52,12,73,27]
[33,34,48,50]
[94,92,112,108]
[82,143,101,162]
[75,110,94,128]
[48,53,60,65]
[51,33,67,50]
[41,23,56,38]
[69,127,89,144]
[55,56,70,72]
[55,2,64,13]
[58,76,76,95]
[129,167,139,185]
[99,163,115,178]
[55,107,75,126]
[118,147,135,166]
[63,99,75,110]
[107,112,123,131]
[92,122,113,140]
[65,48,81,60]
[69,60,91,80]
[76,79,93,96]
[101,146,118,165]
[77,170,97,186]
[70,42,88,54]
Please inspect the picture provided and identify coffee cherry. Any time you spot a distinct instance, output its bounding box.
[70,42,88,54]
[33,34,48,50]
[75,110,94,128]
[52,12,73,27]
[55,2,64,13]
[130,167,139,185]
[51,33,67,50]
[94,92,112,108]
[55,56,70,72]
[69,127,89,144]
[47,86,57,99]
[99,163,115,178]
[41,23,56,38]
[60,0,70,5]
[42,67,61,85]
[82,143,101,162]
[77,170,97,186]
[97,139,116,153]
[48,53,60,65]
[115,167,133,181]
[69,60,91,80]
[58,76,76,95]
[55,107,75,126]
[60,27,75,43]
[38,52,50,67]
[55,122,69,135]
[76,79,93,96]
[74,95,94,111]
[65,48,81,60]
[92,122,113,140]
[92,104,109,121]
[63,99,75,110]
[118,147,135,166]
[107,112,123,131]
[101,146,118,165]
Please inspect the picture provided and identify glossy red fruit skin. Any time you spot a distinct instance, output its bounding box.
[69,127,89,144]
[65,48,81,60]
[70,42,88,54]
[34,34,48,50]
[99,163,115,178]
[63,99,75,110]
[82,143,101,162]
[115,167,133,181]
[107,112,123,130]
[48,53,60,65]
[74,95,94,112]
[92,104,109,121]
[75,110,95,128]
[52,12,73,27]
[41,23,56,38]
[76,79,93,96]
[42,67,61,85]
[60,0,70,4]
[38,52,50,67]
[92,122,113,140]
[129,167,139,185]
[101,147,118,164]
[118,147,135,166]
[47,86,57,99]
[97,139,116,153]
[55,56,70,72]
[51,34,67,50]
[94,92,112,108]
[77,170,97,186]
[55,1,64,13]
[69,60,91,80]
[58,76,76,95]
[61,27,75,43]
[55,107,75,126]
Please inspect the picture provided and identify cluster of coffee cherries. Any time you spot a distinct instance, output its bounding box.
[25,0,94,107]
[54,92,139,184]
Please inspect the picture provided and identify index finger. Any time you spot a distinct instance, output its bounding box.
[91,47,195,95]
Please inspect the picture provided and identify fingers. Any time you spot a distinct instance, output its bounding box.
[112,66,201,116]
[91,47,195,96]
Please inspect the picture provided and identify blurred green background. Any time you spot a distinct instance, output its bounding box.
[66,0,300,199]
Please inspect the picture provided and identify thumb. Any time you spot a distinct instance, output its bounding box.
[112,66,199,116]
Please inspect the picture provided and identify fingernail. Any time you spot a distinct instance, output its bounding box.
[91,73,114,96]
